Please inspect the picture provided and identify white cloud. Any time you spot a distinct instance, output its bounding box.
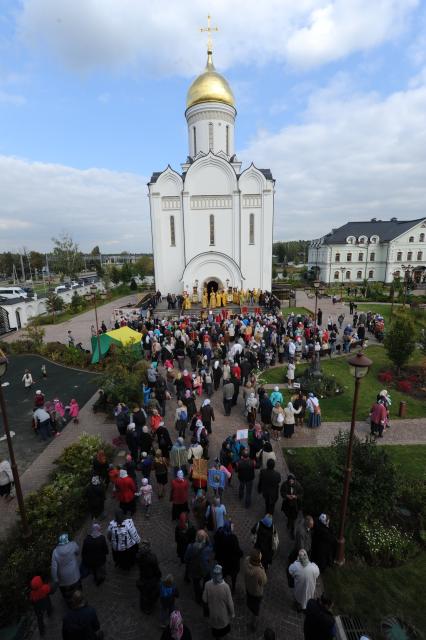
[240,77,426,240]
[0,156,151,251]
[17,0,419,75]
[0,91,26,105]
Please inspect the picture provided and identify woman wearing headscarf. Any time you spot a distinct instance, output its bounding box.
[203,564,235,638]
[259,391,273,428]
[160,610,192,640]
[280,473,303,539]
[256,440,276,469]
[81,523,109,585]
[212,361,223,391]
[154,449,169,498]
[201,399,215,434]
[107,509,140,570]
[183,389,197,423]
[243,548,268,632]
[51,533,81,600]
[85,475,105,519]
[175,400,189,439]
[92,449,109,487]
[292,392,307,427]
[245,392,258,427]
[175,512,196,571]
[213,521,243,594]
[288,549,320,612]
[283,401,302,439]
[112,468,137,516]
[271,401,285,440]
[311,514,336,574]
[269,386,284,408]
[251,514,278,571]
[306,393,321,428]
[170,470,190,521]
[136,540,162,613]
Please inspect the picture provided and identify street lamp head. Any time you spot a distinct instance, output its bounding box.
[100,291,107,300]
[347,351,372,379]
[313,280,320,290]
[90,284,97,295]
[0,348,8,378]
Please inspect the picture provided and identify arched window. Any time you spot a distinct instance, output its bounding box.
[226,125,230,155]
[358,252,364,261]
[358,236,367,244]
[193,126,197,155]
[347,253,352,262]
[249,213,255,245]
[169,216,176,246]
[345,270,351,280]
[418,251,423,261]
[420,233,425,242]
[370,235,379,243]
[370,252,375,261]
[335,253,340,262]
[334,271,339,280]
[357,270,362,279]
[397,251,402,261]
[409,236,414,243]
[208,122,214,150]
[209,214,215,245]
[368,270,374,279]
[407,251,413,261]
[346,236,355,244]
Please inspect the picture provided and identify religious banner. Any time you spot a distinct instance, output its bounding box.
[192,458,208,481]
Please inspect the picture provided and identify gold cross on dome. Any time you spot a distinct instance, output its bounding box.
[200,14,218,53]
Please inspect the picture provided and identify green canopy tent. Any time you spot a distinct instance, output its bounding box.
[90,326,143,364]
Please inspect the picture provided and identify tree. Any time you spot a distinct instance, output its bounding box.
[91,246,100,256]
[109,266,121,285]
[51,234,84,277]
[120,262,133,284]
[45,292,64,322]
[69,291,84,314]
[384,315,417,373]
[271,265,277,280]
[133,255,154,278]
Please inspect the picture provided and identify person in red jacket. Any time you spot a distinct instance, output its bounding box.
[370,396,387,438]
[34,390,45,408]
[113,469,137,515]
[29,575,52,635]
[170,470,189,521]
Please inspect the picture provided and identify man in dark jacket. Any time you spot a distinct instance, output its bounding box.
[223,380,235,416]
[304,595,336,640]
[86,476,105,519]
[62,591,101,640]
[257,458,281,514]
[236,449,256,508]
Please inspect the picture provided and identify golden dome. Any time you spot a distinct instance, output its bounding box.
[186,52,235,110]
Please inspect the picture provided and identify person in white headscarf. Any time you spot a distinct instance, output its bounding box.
[288,549,319,611]
[245,392,258,426]
[283,401,302,439]
[201,398,215,434]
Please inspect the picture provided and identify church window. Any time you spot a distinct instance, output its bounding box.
[209,214,215,245]
[334,271,339,280]
[358,252,364,261]
[345,270,351,280]
[368,270,374,279]
[193,127,197,155]
[226,125,230,155]
[347,253,352,262]
[420,233,425,242]
[249,214,255,245]
[397,251,402,261]
[418,251,423,261]
[169,215,176,246]
[407,251,413,261]
[357,270,362,279]
[209,122,214,151]
[370,252,375,261]
[409,236,414,243]
[335,253,340,262]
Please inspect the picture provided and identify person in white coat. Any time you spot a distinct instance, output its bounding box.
[288,549,319,612]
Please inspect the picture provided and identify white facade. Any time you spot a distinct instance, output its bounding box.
[148,57,274,296]
[308,218,426,284]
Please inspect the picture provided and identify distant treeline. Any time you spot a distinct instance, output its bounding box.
[273,241,310,264]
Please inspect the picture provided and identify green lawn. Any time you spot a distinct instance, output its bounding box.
[282,306,313,316]
[286,445,426,638]
[262,345,426,420]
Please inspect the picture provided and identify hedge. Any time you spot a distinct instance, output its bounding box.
[0,434,114,628]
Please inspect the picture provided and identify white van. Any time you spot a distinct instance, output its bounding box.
[0,287,28,299]
[54,285,68,294]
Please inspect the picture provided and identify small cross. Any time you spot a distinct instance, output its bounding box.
[200,14,219,53]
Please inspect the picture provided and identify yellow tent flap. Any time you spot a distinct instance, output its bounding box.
[106,326,142,345]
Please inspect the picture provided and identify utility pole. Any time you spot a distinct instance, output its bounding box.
[19,253,25,283]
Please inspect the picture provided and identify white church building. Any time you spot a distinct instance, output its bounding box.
[148,39,274,297]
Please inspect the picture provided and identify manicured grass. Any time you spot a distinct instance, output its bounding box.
[262,346,426,420]
[280,306,313,316]
[285,444,426,638]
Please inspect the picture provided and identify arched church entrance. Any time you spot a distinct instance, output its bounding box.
[205,279,221,297]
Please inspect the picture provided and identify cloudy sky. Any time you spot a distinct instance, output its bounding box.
[0,0,425,252]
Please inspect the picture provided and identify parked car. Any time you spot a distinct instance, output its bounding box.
[54,285,68,294]
[0,287,28,299]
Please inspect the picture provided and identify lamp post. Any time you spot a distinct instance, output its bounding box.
[340,267,345,300]
[0,350,31,539]
[85,285,107,362]
[304,280,325,330]
[401,264,413,309]
[336,350,372,565]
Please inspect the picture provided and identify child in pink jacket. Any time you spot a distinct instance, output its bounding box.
[69,398,80,424]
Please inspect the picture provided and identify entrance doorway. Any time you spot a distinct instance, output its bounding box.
[15,310,21,329]
[206,280,219,297]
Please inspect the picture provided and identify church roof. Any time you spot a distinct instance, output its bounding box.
[322,218,425,244]
[149,172,162,184]
[186,51,235,110]
[259,169,273,181]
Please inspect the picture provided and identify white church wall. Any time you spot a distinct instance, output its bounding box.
[186,102,236,157]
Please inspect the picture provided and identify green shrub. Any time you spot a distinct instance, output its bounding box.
[359,521,417,567]
[0,434,114,627]
[296,370,343,398]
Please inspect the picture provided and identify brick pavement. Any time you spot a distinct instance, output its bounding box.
[21,369,308,640]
